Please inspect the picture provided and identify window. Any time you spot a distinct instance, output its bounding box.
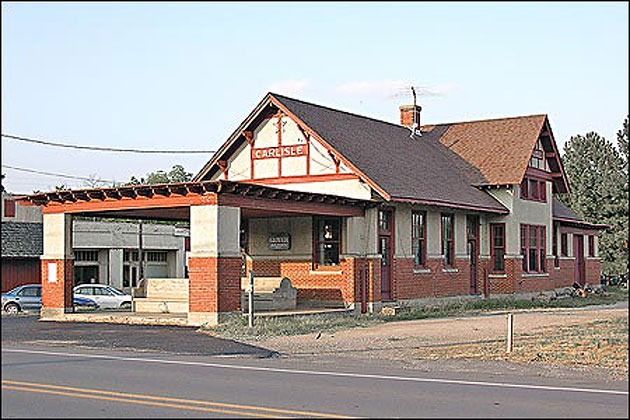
[560,233,568,257]
[75,250,99,262]
[588,236,595,257]
[93,287,109,296]
[123,250,140,262]
[529,141,545,170]
[553,224,559,268]
[146,251,167,262]
[520,177,546,202]
[441,214,455,267]
[490,224,506,272]
[314,217,341,267]
[379,210,391,231]
[77,287,94,296]
[4,199,16,217]
[412,211,426,268]
[521,224,546,273]
[18,286,39,297]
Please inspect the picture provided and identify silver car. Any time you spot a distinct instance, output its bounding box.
[73,284,132,310]
[1,285,42,314]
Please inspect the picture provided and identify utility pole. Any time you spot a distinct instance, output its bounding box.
[138,220,144,287]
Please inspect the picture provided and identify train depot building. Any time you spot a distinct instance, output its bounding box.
[20,93,606,325]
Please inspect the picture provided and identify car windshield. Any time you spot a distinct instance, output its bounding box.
[106,286,125,296]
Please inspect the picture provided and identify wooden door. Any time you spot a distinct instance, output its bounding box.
[573,234,585,286]
[379,208,394,301]
[467,216,479,295]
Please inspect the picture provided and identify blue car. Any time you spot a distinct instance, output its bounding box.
[2,284,99,314]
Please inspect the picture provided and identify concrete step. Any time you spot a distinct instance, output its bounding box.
[134,299,188,314]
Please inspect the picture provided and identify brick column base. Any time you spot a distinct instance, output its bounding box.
[40,259,74,319]
[187,256,241,326]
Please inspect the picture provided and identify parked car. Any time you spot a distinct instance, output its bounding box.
[73,296,100,309]
[73,284,132,310]
[2,284,100,314]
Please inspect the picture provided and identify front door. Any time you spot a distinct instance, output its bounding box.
[467,216,479,294]
[574,234,585,286]
[379,208,394,301]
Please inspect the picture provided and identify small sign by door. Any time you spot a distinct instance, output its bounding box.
[269,233,291,251]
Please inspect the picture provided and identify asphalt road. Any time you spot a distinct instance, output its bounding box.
[2,317,628,418]
[1,315,273,357]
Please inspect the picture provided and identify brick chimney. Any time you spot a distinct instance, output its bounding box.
[399,105,422,129]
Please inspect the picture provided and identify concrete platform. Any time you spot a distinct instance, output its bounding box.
[38,307,352,327]
[40,311,189,327]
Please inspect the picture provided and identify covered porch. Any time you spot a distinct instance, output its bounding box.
[21,180,380,326]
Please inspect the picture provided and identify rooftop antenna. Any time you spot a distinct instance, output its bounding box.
[408,86,421,138]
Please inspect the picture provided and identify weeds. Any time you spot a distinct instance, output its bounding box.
[203,286,628,341]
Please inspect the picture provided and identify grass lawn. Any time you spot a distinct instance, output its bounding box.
[414,315,629,377]
[203,286,628,341]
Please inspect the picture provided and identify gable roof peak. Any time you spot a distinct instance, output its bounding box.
[270,92,406,131]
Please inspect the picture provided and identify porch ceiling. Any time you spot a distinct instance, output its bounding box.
[77,206,324,222]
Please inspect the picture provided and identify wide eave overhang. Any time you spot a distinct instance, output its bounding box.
[553,216,610,231]
[18,180,375,219]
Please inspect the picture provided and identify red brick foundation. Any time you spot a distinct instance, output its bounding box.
[41,259,74,310]
[188,257,242,313]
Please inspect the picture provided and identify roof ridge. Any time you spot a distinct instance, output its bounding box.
[422,113,547,128]
[269,92,407,130]
[272,92,549,132]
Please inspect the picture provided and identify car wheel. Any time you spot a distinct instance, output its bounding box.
[4,303,20,315]
[120,301,132,310]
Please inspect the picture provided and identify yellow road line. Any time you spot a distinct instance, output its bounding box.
[2,384,285,418]
[2,380,355,419]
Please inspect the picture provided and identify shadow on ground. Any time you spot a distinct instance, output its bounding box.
[1,315,275,357]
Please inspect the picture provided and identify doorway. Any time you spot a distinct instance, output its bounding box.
[379,208,394,301]
[573,234,585,286]
[466,216,479,294]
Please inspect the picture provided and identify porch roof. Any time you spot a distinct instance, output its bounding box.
[17,180,375,220]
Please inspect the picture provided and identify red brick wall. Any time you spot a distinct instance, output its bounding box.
[188,257,241,313]
[41,259,73,309]
[249,258,355,304]
[392,257,472,300]
[248,257,381,306]
[585,259,602,285]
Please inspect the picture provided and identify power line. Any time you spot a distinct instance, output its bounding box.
[2,165,117,184]
[2,133,216,154]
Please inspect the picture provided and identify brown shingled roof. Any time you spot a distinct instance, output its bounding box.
[427,114,548,186]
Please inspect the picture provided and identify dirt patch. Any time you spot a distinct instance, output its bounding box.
[254,304,629,379]
[414,316,628,379]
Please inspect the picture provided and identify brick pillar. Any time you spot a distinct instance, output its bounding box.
[187,204,241,326]
[40,213,74,319]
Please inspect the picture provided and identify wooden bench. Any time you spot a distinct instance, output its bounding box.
[241,276,297,311]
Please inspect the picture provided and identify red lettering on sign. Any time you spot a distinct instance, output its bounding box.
[252,145,308,160]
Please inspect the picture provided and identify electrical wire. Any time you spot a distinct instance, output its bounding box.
[2,133,216,154]
[2,164,117,184]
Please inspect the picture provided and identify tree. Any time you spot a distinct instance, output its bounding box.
[167,165,193,183]
[125,165,193,186]
[559,122,628,275]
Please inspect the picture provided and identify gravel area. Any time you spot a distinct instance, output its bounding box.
[253,303,629,382]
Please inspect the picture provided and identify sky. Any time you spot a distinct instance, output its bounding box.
[1,2,628,193]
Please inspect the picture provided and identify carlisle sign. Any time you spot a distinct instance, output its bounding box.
[252,145,307,160]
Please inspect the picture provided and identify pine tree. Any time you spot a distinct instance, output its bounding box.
[560,122,628,274]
